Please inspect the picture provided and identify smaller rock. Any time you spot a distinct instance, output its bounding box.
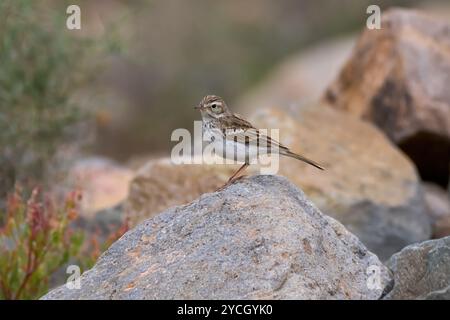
[384,236,450,299]
[425,286,450,300]
[66,157,134,217]
[423,183,450,238]
[434,217,450,239]
[73,203,125,242]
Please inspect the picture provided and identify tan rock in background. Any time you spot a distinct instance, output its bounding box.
[324,8,450,187]
[67,157,134,218]
[125,158,237,225]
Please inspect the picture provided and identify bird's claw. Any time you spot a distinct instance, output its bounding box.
[215,175,248,192]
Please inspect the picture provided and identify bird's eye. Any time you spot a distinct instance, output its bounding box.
[210,103,222,113]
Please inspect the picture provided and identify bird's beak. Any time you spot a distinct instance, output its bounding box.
[194,105,201,110]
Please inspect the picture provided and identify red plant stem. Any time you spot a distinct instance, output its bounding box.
[14,227,36,300]
[14,224,53,300]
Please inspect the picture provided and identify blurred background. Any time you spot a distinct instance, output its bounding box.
[1,0,449,190]
[1,0,450,299]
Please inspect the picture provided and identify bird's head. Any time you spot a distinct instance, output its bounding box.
[195,95,230,119]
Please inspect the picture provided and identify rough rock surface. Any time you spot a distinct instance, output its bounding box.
[126,105,431,260]
[324,9,450,187]
[384,236,450,300]
[42,175,391,300]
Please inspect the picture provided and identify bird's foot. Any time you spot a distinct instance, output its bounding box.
[215,175,248,192]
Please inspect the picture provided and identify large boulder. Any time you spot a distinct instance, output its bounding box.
[324,8,450,187]
[384,236,450,300]
[126,105,431,260]
[42,175,391,300]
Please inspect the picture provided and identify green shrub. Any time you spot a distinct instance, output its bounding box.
[0,0,94,197]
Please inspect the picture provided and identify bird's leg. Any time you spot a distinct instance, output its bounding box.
[216,163,249,191]
[227,163,249,184]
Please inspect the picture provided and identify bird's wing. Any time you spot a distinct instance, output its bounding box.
[220,113,254,129]
[220,114,289,151]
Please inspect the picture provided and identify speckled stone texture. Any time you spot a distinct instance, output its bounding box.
[42,175,392,300]
[384,236,450,300]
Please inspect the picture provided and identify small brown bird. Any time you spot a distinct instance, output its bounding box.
[195,95,324,189]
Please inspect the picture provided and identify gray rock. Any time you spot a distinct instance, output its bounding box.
[425,286,450,300]
[80,203,125,239]
[341,187,430,262]
[422,183,450,238]
[384,236,450,299]
[42,175,391,300]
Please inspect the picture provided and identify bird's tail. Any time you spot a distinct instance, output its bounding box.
[281,150,324,170]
